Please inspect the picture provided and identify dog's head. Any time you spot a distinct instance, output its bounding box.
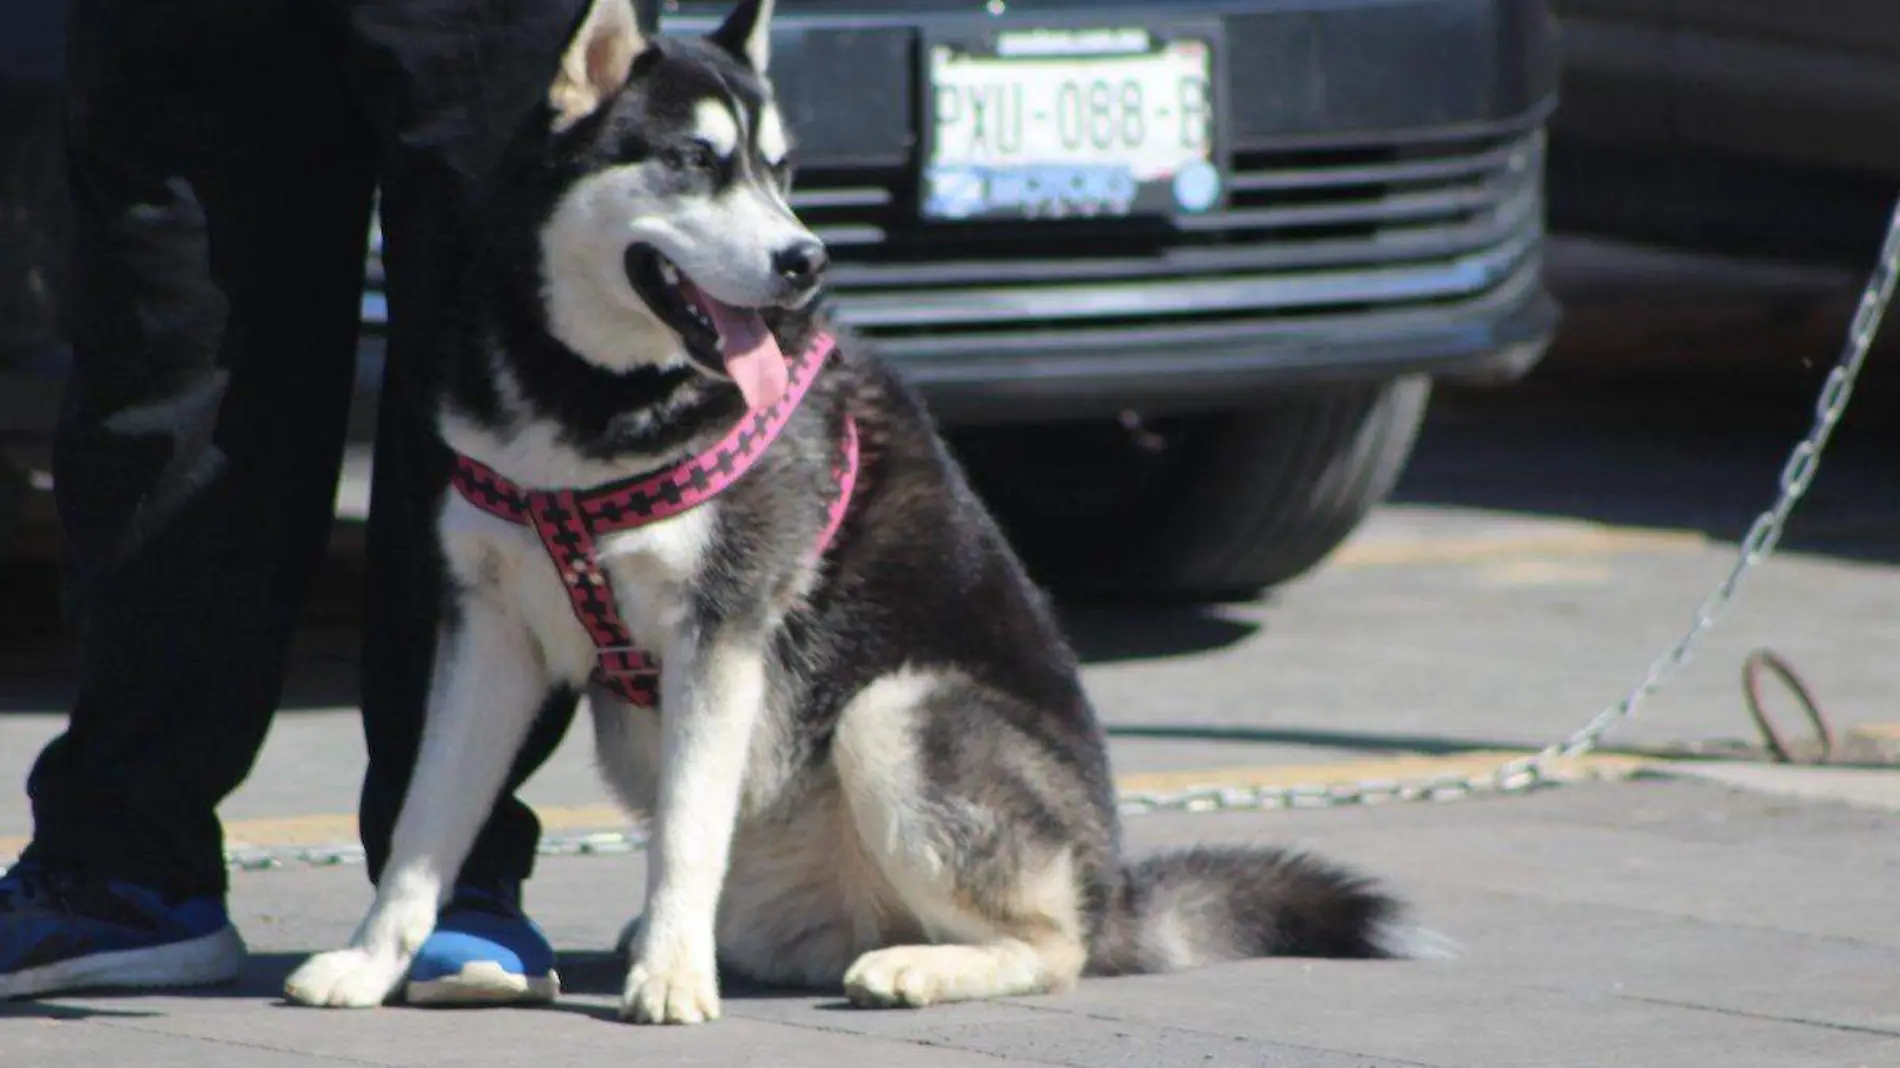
[533,0,822,410]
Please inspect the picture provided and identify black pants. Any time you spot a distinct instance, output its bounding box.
[23,0,587,899]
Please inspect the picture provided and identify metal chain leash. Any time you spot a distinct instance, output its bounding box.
[226,831,649,873]
[213,194,1900,871]
[1118,192,1900,817]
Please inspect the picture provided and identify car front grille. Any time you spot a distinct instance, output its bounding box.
[361,126,1544,358]
[801,127,1544,356]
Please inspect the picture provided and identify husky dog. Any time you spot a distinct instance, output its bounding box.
[285,0,1421,1025]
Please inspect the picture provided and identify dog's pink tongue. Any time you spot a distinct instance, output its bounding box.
[689,284,787,411]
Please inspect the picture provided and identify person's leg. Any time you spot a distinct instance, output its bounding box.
[2,0,377,999]
[337,0,587,1004]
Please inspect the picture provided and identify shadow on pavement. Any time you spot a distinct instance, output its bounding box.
[0,952,310,1018]
[1058,603,1260,664]
[0,999,167,1020]
[1395,365,1900,567]
[555,951,833,1004]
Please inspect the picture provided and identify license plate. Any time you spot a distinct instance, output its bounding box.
[922,26,1224,222]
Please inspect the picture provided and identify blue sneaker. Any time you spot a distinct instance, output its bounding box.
[405,882,558,1006]
[0,858,245,1000]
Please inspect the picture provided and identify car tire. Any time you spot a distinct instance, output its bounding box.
[953,376,1432,601]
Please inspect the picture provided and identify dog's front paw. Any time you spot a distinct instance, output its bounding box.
[619,955,720,1025]
[284,948,408,1008]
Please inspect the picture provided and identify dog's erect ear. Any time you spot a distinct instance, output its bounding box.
[549,0,645,131]
[710,0,774,73]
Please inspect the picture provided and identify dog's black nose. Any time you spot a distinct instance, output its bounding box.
[773,240,829,291]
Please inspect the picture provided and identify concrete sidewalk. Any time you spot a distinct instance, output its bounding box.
[5,775,1898,1068]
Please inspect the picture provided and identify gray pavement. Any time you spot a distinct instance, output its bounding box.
[5,249,1900,1064]
[4,780,1899,1067]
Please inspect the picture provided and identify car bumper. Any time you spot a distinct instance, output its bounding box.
[899,258,1557,423]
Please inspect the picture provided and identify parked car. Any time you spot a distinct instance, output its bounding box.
[1547,0,1900,266]
[0,0,1561,599]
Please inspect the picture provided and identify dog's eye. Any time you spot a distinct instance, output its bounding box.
[768,158,794,187]
[663,142,720,173]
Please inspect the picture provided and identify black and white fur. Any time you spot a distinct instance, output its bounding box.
[285,0,1430,1024]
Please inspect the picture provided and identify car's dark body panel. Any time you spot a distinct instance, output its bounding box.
[1548,0,1900,264]
[1,0,1559,433]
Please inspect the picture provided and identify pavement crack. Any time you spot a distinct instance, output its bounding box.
[723,1008,1072,1066]
[990,998,1449,1068]
[1604,991,1900,1039]
[87,1017,396,1067]
[1467,884,1900,954]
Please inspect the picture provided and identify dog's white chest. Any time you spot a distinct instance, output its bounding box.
[441,494,716,687]
[593,505,717,645]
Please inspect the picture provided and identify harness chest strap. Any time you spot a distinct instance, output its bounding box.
[449,333,855,708]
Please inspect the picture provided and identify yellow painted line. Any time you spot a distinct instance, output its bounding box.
[1833,721,1900,765]
[0,751,1657,861]
[0,805,631,862]
[212,804,632,850]
[1846,722,1900,743]
[1329,527,1706,570]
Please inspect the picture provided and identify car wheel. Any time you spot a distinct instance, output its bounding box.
[952,377,1431,601]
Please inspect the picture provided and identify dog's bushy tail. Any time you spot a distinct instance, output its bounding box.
[1087,847,1445,975]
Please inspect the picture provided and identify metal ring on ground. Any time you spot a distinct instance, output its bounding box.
[1740,649,1835,765]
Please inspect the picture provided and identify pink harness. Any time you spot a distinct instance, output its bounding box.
[449,334,855,708]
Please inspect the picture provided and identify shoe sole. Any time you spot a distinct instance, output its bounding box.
[405,962,560,1007]
[0,925,246,1000]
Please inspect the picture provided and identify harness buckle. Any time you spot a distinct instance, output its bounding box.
[594,644,659,677]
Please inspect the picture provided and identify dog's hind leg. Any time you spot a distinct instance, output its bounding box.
[838,874,1089,1010]
[285,592,551,1008]
[830,669,1096,1009]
